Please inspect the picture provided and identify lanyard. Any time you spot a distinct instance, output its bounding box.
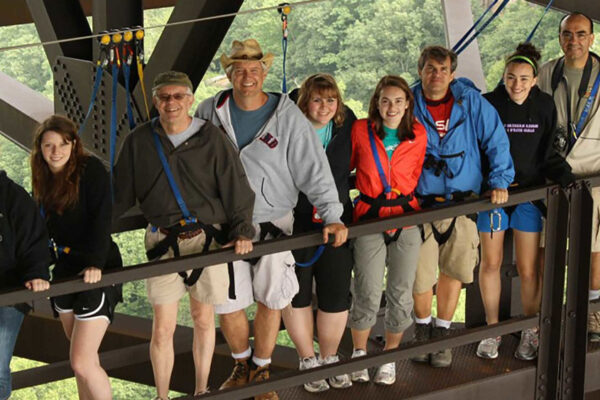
[150,118,196,223]
[573,71,600,142]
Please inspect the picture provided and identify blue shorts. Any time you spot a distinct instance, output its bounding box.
[477,202,543,233]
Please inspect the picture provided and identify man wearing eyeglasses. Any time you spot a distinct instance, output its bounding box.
[537,12,600,343]
[113,71,256,400]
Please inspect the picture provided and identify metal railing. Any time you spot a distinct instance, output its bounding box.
[2,176,599,399]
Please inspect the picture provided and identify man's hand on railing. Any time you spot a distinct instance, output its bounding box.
[24,279,50,292]
[490,188,509,204]
[232,237,253,255]
[82,267,102,284]
[323,223,348,247]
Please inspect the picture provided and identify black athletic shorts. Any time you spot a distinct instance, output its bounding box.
[291,214,353,312]
[52,286,119,323]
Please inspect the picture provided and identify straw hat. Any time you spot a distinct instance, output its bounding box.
[220,39,274,71]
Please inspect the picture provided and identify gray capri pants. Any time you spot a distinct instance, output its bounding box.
[350,226,422,333]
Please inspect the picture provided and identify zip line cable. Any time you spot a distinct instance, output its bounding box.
[0,0,331,54]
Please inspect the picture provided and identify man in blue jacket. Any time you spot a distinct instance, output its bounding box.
[411,46,514,367]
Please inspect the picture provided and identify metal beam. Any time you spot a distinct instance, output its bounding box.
[26,0,93,65]
[536,187,570,400]
[0,71,53,151]
[563,182,594,399]
[0,185,551,307]
[0,0,177,27]
[526,0,600,23]
[440,0,487,91]
[133,0,244,115]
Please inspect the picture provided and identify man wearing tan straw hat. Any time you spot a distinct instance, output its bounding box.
[196,39,348,400]
[114,70,255,400]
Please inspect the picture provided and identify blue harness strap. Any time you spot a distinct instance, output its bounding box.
[367,121,391,194]
[573,72,600,143]
[108,62,120,200]
[150,118,195,222]
[295,244,325,268]
[78,66,104,136]
[122,61,136,130]
[452,0,498,52]
[454,0,510,55]
[524,0,555,43]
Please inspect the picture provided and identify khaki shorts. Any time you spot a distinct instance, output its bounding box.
[144,225,229,305]
[413,215,479,294]
[215,212,299,314]
[540,186,600,252]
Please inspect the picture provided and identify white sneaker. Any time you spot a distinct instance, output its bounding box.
[515,328,539,360]
[350,349,370,383]
[299,356,330,393]
[373,362,396,385]
[321,355,352,389]
[476,336,501,359]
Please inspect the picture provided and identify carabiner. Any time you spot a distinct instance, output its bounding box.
[489,209,502,238]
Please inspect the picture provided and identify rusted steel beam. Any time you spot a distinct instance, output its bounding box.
[526,0,600,22]
[0,71,53,151]
[0,0,178,27]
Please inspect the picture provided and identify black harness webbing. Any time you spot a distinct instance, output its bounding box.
[358,192,415,244]
[419,191,476,245]
[244,222,285,266]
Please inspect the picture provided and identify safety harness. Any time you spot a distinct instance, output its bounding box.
[419,191,477,245]
[551,52,600,154]
[355,121,415,244]
[147,118,234,292]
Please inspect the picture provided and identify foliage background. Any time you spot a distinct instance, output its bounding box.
[1,0,599,398]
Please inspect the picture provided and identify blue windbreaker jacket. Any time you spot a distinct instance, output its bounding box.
[413,77,514,197]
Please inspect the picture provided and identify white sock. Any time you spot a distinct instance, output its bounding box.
[590,289,600,301]
[252,356,271,367]
[415,315,432,325]
[232,347,252,360]
[435,318,452,329]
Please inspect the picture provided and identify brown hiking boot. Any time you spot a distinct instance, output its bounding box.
[248,364,279,400]
[219,358,250,390]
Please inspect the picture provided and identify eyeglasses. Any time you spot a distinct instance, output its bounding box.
[560,31,591,41]
[155,93,191,102]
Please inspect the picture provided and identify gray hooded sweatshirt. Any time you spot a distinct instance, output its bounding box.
[196,90,343,225]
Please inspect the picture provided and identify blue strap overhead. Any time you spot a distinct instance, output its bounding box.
[524,0,555,43]
[122,62,136,130]
[78,66,104,136]
[367,121,391,194]
[150,118,196,223]
[453,0,510,55]
[452,0,498,52]
[109,62,119,196]
[281,37,288,93]
[278,3,291,94]
[573,73,600,143]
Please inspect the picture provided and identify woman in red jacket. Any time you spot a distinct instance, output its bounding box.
[349,75,427,385]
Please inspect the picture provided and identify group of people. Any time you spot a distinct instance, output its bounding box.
[1,10,599,400]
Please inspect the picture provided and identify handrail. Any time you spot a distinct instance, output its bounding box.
[0,184,551,307]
